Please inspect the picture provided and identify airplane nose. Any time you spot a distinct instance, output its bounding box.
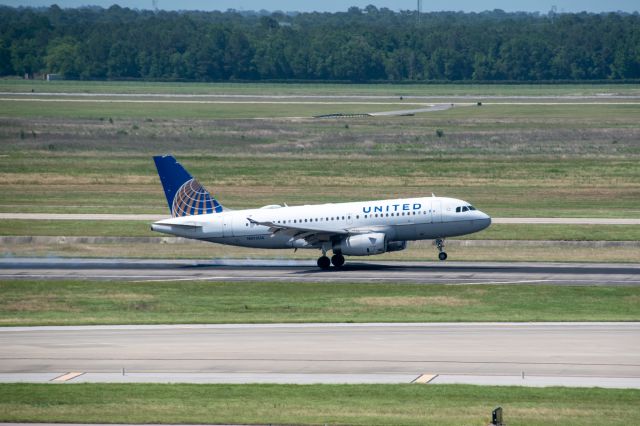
[475,213,491,231]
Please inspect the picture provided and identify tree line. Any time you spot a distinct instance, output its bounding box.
[1,5,639,82]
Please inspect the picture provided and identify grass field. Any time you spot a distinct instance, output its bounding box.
[1,383,638,426]
[0,98,422,119]
[1,154,638,218]
[1,82,639,261]
[3,79,640,96]
[4,239,639,262]
[1,280,638,326]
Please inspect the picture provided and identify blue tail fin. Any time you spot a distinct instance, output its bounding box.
[153,155,224,217]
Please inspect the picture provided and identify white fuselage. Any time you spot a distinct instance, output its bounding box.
[151,196,491,251]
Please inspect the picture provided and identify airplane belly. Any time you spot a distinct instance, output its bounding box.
[203,233,294,249]
[416,220,482,239]
[392,223,416,240]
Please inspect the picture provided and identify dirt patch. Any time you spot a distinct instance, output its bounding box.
[0,173,155,185]
[356,296,471,307]
[90,293,155,302]
[623,295,640,303]
[2,296,80,312]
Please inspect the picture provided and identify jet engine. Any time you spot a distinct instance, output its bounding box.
[335,233,387,256]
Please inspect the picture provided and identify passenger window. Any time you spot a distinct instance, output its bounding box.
[356,215,359,219]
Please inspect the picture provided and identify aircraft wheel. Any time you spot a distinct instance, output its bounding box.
[317,256,331,269]
[438,252,448,261]
[331,254,345,267]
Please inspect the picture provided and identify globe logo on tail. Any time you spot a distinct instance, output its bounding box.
[171,179,221,217]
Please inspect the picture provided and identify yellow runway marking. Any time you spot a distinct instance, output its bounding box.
[413,374,438,384]
[51,372,84,382]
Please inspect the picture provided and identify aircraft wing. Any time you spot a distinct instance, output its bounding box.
[247,217,350,244]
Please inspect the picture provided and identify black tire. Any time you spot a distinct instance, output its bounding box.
[438,252,448,261]
[331,254,345,267]
[317,256,331,269]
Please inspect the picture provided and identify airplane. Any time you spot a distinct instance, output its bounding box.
[151,155,491,269]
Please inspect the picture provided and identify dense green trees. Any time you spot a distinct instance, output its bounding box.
[1,5,638,81]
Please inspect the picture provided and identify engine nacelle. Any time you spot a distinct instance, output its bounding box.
[386,241,407,252]
[335,232,387,256]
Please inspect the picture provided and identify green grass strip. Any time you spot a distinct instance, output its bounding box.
[3,79,640,96]
[0,383,638,425]
[1,281,638,326]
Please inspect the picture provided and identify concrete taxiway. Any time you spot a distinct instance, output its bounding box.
[1,258,638,286]
[1,323,638,388]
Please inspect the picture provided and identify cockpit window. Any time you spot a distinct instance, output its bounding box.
[468,205,476,211]
[455,207,461,213]
[462,206,469,212]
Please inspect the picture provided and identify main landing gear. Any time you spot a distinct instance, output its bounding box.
[317,255,330,269]
[331,253,345,267]
[435,238,447,261]
[317,251,345,269]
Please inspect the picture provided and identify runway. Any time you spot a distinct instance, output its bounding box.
[1,258,639,286]
[1,323,638,388]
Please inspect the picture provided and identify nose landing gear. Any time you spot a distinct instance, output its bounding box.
[435,238,447,261]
